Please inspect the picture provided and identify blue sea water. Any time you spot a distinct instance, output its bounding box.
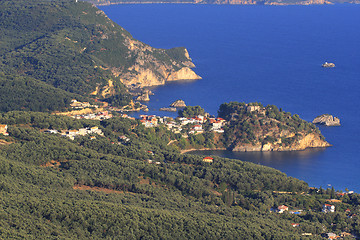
[100,4,360,192]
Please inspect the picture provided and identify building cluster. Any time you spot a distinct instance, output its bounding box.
[0,124,9,136]
[322,204,335,213]
[45,126,103,140]
[139,114,227,135]
[72,111,112,120]
[70,99,98,109]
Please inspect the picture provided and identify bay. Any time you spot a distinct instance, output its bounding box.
[100,4,360,192]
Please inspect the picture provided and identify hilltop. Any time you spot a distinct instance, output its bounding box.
[0,0,200,112]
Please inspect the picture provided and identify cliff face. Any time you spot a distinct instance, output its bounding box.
[232,133,330,152]
[218,102,331,152]
[108,31,201,88]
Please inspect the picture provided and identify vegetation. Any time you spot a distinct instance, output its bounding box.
[178,105,205,118]
[0,111,359,239]
[0,0,192,112]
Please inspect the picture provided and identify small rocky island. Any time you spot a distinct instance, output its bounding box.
[322,62,335,68]
[313,114,340,126]
[170,99,186,108]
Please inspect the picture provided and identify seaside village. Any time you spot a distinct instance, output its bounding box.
[48,99,229,141]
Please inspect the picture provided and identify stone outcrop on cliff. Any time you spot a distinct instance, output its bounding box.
[313,114,340,126]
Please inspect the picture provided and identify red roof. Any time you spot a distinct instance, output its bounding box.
[278,205,288,210]
[203,157,214,160]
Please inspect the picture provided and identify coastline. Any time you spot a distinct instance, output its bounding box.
[181,147,227,154]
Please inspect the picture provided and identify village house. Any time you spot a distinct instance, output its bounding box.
[275,205,289,214]
[246,105,266,115]
[202,157,214,163]
[44,129,58,134]
[61,126,103,140]
[324,232,338,239]
[70,99,98,109]
[193,125,203,132]
[322,204,335,213]
[0,124,9,136]
[119,135,130,142]
[291,223,300,227]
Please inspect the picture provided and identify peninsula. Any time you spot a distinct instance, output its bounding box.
[150,103,330,152]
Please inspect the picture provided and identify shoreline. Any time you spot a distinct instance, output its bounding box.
[181,147,227,154]
[92,1,353,6]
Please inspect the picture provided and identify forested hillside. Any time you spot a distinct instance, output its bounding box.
[0,111,359,239]
[0,0,198,112]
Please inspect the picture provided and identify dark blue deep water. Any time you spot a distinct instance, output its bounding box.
[100,4,360,192]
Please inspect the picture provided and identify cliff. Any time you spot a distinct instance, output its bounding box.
[218,102,330,152]
[232,132,330,152]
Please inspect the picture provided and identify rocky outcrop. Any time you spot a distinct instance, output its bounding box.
[313,114,340,126]
[232,133,331,152]
[170,100,186,108]
[167,67,201,82]
[111,36,202,88]
[322,62,335,68]
[136,90,151,102]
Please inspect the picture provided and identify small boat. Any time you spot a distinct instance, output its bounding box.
[322,62,335,68]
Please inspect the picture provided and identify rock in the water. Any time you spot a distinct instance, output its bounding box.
[170,100,186,108]
[312,114,340,126]
[136,90,150,102]
[322,62,335,68]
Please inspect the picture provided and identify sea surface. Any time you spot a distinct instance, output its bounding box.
[100,4,360,192]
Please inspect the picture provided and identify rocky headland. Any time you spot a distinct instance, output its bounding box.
[217,102,331,152]
[313,114,340,126]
